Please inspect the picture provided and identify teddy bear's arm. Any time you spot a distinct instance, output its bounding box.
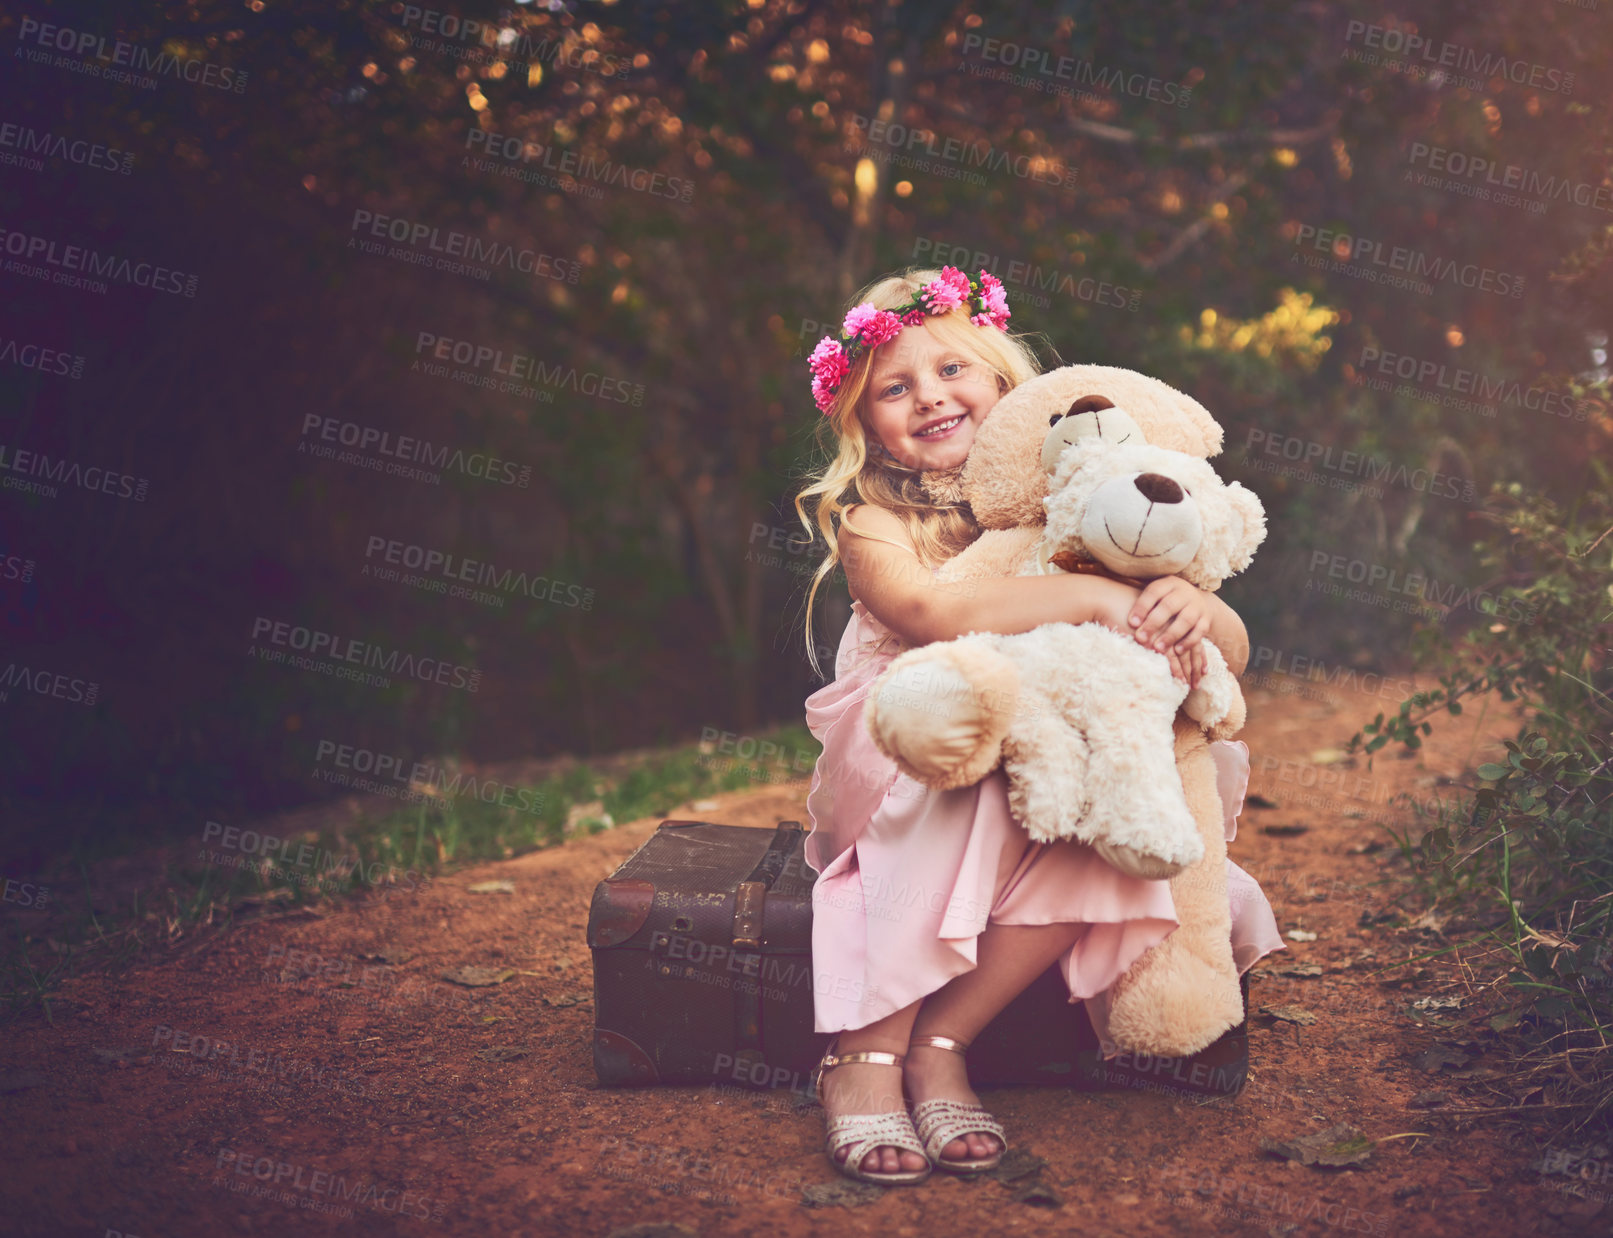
[1179,640,1247,739]
[935,526,1043,585]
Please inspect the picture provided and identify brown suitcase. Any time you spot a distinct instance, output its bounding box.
[588,818,1249,1097]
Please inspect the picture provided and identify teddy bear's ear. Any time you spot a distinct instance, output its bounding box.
[1179,472,1267,589]
[1218,481,1268,575]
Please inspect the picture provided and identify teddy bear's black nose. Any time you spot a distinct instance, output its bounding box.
[1134,473,1184,504]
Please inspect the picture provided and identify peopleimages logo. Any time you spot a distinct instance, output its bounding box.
[959,32,1193,107]
[1353,346,1589,421]
[1343,21,1574,95]
[464,128,695,202]
[0,442,149,501]
[398,4,630,78]
[0,119,134,175]
[848,114,1067,186]
[910,237,1140,312]
[413,331,644,403]
[1291,222,1524,299]
[363,534,596,610]
[0,337,86,379]
[1405,143,1613,216]
[314,739,548,815]
[213,1148,444,1222]
[15,15,249,93]
[0,225,199,297]
[348,208,580,284]
[249,616,482,692]
[298,414,532,489]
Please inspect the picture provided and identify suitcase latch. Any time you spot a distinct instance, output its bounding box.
[731,880,766,948]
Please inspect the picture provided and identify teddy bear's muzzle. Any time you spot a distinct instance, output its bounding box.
[1076,473,1205,577]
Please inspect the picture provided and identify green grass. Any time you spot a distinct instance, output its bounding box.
[0,721,822,1023]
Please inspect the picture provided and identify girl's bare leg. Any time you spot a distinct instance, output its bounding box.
[820,1000,928,1175]
[906,920,1086,1162]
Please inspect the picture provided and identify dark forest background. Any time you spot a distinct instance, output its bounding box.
[2,0,1610,855]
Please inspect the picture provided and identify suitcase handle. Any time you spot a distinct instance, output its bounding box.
[732,820,802,1054]
[732,819,801,947]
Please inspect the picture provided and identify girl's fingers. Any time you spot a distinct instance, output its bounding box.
[1148,608,1200,652]
[1133,597,1181,644]
[1128,579,1175,634]
[1172,614,1213,654]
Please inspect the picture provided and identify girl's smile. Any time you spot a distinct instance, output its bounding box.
[863,326,1001,470]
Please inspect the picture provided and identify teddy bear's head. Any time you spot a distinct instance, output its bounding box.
[960,364,1227,529]
[1040,408,1266,590]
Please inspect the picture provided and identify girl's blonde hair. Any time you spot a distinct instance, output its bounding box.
[793,267,1044,678]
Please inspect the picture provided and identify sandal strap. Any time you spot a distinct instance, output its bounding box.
[910,1098,1006,1160]
[908,1034,971,1054]
[808,1038,904,1102]
[822,1048,905,1071]
[825,1109,929,1167]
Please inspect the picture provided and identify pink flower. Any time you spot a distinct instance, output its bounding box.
[900,308,927,326]
[841,302,884,338]
[809,335,847,379]
[970,272,1011,329]
[919,266,971,313]
[809,336,850,414]
[856,309,904,348]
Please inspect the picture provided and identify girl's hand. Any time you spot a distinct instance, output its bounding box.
[1128,576,1211,687]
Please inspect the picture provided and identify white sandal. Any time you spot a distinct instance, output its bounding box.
[907,1034,1007,1175]
[810,1038,932,1186]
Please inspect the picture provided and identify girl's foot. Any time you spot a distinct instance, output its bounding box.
[818,1055,930,1177]
[903,1041,1003,1165]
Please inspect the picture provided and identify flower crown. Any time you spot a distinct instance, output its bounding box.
[808,267,1011,415]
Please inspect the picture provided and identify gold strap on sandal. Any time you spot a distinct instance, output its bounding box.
[809,1038,906,1102]
[908,1034,971,1054]
[823,1048,906,1070]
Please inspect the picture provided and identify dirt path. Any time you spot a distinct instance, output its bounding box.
[2,677,1606,1237]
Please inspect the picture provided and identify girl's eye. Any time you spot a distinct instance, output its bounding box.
[882,382,907,398]
[941,362,964,377]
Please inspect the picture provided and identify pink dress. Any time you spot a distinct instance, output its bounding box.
[803,596,1285,1051]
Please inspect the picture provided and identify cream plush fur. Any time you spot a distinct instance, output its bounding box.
[862,364,1267,1056]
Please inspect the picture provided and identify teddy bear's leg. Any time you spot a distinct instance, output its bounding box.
[998,705,1091,846]
[1179,640,1248,739]
[1104,726,1244,1058]
[864,637,1021,791]
[1062,628,1204,871]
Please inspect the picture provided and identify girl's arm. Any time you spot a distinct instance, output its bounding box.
[840,504,1238,686]
[840,502,1153,648]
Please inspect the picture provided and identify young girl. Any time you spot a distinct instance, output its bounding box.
[792,267,1283,1185]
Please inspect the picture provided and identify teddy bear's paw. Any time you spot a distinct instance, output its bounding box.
[1093,840,1186,881]
[865,646,1019,790]
[1180,645,1237,730]
[1108,956,1244,1058]
[1081,772,1204,871]
[1180,681,1229,729]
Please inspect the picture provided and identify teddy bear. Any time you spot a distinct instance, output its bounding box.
[862,364,1267,1056]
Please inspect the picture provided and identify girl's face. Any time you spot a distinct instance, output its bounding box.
[861,325,1002,471]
